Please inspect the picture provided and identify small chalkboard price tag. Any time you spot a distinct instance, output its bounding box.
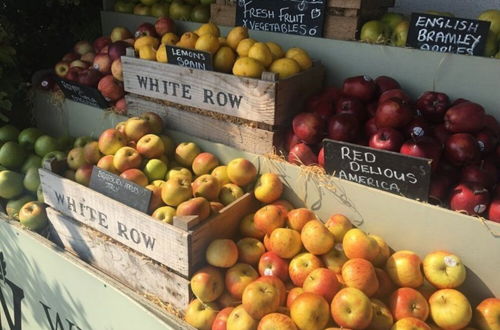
[166,46,213,71]
[89,167,152,214]
[55,77,109,108]
[323,139,432,201]
[407,13,491,56]
[236,0,326,38]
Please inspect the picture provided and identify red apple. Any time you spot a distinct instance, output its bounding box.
[284,131,301,152]
[155,17,176,35]
[292,112,324,144]
[476,129,498,155]
[375,98,415,129]
[403,117,431,139]
[379,88,412,104]
[62,52,79,62]
[444,102,485,133]
[444,133,480,166]
[460,160,497,188]
[429,174,454,205]
[343,75,377,102]
[483,114,500,138]
[365,117,379,137]
[77,69,102,87]
[416,91,450,123]
[258,251,289,283]
[108,41,129,61]
[369,127,404,152]
[288,143,317,166]
[318,147,325,168]
[366,101,378,117]
[305,94,324,112]
[375,75,401,94]
[327,113,360,142]
[400,136,442,172]
[449,182,490,216]
[65,67,83,82]
[311,100,334,121]
[487,198,500,223]
[321,86,342,103]
[98,75,124,101]
[93,53,112,74]
[432,124,451,146]
[335,95,367,122]
[451,98,470,106]
[93,36,111,53]
[135,22,158,38]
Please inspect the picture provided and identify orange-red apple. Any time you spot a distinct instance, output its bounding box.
[386,250,424,288]
[75,164,93,186]
[136,134,165,159]
[98,128,126,155]
[240,213,266,239]
[325,214,353,242]
[225,263,259,299]
[475,298,500,330]
[290,292,330,330]
[371,234,391,267]
[374,267,396,298]
[192,174,220,201]
[342,258,379,297]
[390,287,429,321]
[120,168,148,186]
[286,208,316,232]
[286,287,304,309]
[303,267,341,302]
[96,155,119,174]
[217,291,240,308]
[212,307,234,330]
[392,317,431,330]
[254,205,286,235]
[321,245,348,273]
[343,228,380,262]
[242,276,283,320]
[237,238,265,266]
[176,197,211,222]
[289,252,323,286]
[258,251,289,282]
[269,228,302,259]
[258,313,297,330]
[192,152,219,176]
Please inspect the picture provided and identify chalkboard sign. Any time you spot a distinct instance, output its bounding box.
[89,167,152,213]
[55,77,109,108]
[323,139,432,201]
[407,13,491,56]
[166,46,213,71]
[236,0,326,38]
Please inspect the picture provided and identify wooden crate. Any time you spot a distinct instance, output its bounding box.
[46,207,191,314]
[39,168,261,278]
[126,94,285,154]
[211,0,394,40]
[122,54,325,128]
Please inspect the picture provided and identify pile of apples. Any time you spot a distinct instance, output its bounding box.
[64,112,262,222]
[360,9,500,58]
[0,124,74,231]
[114,0,213,23]
[184,185,499,329]
[133,21,313,80]
[286,74,500,223]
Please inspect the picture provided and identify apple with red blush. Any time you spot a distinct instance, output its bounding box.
[335,95,367,122]
[284,131,301,152]
[327,113,360,142]
[400,136,442,172]
[444,101,485,133]
[416,91,450,123]
[449,181,490,216]
[292,112,324,144]
[369,127,404,152]
[342,75,377,102]
[135,22,158,38]
[288,143,317,166]
[93,36,111,53]
[487,198,500,223]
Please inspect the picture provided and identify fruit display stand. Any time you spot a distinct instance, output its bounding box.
[210,0,395,40]
[32,92,500,308]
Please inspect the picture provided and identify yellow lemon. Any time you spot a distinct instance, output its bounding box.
[134,36,159,51]
[232,57,264,79]
[195,22,220,37]
[270,58,301,79]
[226,26,249,50]
[194,34,221,54]
[266,41,285,60]
[176,32,199,49]
[236,38,256,57]
[213,46,236,73]
[285,47,312,70]
[248,42,273,68]
[161,32,179,46]
[139,45,157,61]
[156,44,168,63]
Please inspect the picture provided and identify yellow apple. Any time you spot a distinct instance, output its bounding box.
[321,245,348,273]
[370,234,391,267]
[175,142,201,167]
[386,250,424,288]
[165,167,193,182]
[113,146,142,172]
[343,228,380,262]
[226,158,257,186]
[423,251,466,289]
[258,313,297,330]
[124,117,151,142]
[136,134,165,159]
[254,173,283,203]
[290,292,330,330]
[391,317,431,330]
[190,266,224,302]
[286,208,316,232]
[151,206,176,224]
[226,304,258,330]
[331,287,373,329]
[240,213,265,240]
[192,152,220,176]
[301,220,335,255]
[185,299,219,330]
[219,183,244,206]
[98,128,126,155]
[289,252,323,287]
[161,177,192,206]
[192,174,221,201]
[370,298,394,329]
[242,276,283,319]
[325,214,353,242]
[269,228,302,259]
[225,263,259,299]
[211,165,230,187]
[429,289,472,330]
[237,238,265,266]
[286,287,304,309]
[206,239,238,268]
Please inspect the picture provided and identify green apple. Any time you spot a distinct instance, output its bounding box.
[191,4,210,23]
[380,12,404,32]
[19,201,48,232]
[114,0,136,13]
[6,195,35,219]
[484,31,498,57]
[34,135,59,157]
[18,127,43,151]
[42,150,66,167]
[21,154,42,173]
[37,185,44,203]
[360,20,389,44]
[391,20,410,47]
[73,136,94,148]
[57,135,75,151]
[0,124,20,142]
[23,167,40,193]
[151,2,170,17]
[0,142,26,169]
[478,9,500,36]
[134,3,152,15]
[169,1,192,20]
[143,158,168,182]
[0,170,24,199]
[140,0,158,5]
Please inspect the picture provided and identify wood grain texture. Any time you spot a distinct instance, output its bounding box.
[46,207,191,314]
[126,94,279,155]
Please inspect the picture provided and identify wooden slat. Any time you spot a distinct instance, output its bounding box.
[324,16,359,40]
[125,94,278,155]
[210,3,236,27]
[39,168,193,276]
[122,56,278,125]
[46,207,191,313]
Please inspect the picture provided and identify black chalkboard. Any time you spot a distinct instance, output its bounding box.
[55,77,109,108]
[89,167,152,214]
[236,0,326,38]
[407,13,491,56]
[166,46,213,71]
[323,139,432,201]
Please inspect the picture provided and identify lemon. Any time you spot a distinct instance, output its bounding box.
[285,47,312,70]
[139,46,157,61]
[248,42,273,68]
[176,32,199,49]
[161,32,179,46]
[236,38,256,57]
[266,41,285,60]
[195,34,221,54]
[227,26,249,50]
[134,36,160,51]
[195,22,220,37]
[156,44,168,63]
[232,57,264,79]
[270,58,301,79]
[214,46,236,73]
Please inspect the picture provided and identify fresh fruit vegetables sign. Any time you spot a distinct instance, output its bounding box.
[236,0,326,37]
[323,139,432,201]
[407,13,491,56]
